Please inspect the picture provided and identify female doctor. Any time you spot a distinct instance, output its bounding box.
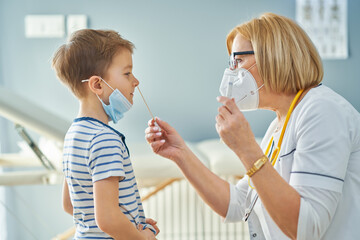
[145,13,360,240]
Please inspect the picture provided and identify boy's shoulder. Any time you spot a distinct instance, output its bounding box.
[68,117,126,143]
[66,117,130,158]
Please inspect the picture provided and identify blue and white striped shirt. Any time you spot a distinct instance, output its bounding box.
[63,117,154,239]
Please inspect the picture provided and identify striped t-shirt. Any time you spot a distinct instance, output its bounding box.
[63,117,154,239]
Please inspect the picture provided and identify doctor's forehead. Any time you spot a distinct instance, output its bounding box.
[231,34,253,52]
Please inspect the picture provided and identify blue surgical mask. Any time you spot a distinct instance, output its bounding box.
[82,77,132,123]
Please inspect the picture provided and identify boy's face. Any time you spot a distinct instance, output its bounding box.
[104,49,139,104]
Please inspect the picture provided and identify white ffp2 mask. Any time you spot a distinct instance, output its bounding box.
[219,65,263,111]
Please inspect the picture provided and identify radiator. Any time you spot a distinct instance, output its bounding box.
[141,177,249,240]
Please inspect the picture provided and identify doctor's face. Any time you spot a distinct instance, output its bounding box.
[231,34,256,71]
[231,34,264,91]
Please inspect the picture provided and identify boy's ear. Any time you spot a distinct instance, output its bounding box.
[87,76,104,95]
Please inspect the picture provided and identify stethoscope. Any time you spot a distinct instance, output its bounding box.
[243,89,304,222]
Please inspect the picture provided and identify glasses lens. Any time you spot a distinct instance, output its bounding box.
[229,54,236,70]
[229,51,255,70]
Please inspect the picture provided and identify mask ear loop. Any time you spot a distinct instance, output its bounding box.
[99,77,115,91]
[247,63,257,71]
[235,63,264,104]
[81,77,115,91]
[250,84,264,96]
[81,77,114,104]
[243,63,264,96]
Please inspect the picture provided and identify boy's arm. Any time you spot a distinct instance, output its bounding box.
[62,179,73,215]
[94,176,155,240]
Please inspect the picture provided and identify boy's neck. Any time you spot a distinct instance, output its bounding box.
[78,97,109,125]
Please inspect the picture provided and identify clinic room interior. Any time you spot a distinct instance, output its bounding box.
[0,0,359,239]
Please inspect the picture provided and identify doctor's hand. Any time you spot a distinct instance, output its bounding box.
[216,96,263,167]
[145,117,188,163]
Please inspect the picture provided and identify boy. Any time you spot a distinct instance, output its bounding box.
[52,29,158,239]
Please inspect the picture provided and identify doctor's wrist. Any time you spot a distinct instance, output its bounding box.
[246,155,268,177]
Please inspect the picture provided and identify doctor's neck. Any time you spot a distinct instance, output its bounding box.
[263,93,297,120]
[272,88,311,131]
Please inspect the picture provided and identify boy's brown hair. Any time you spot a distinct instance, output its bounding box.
[52,29,135,98]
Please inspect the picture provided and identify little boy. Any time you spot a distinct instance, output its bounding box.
[52,29,158,239]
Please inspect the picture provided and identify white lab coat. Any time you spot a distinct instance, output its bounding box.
[224,85,360,240]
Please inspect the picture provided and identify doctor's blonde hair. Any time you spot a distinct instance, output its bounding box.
[226,13,323,94]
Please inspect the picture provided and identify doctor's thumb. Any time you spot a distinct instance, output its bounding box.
[155,117,172,132]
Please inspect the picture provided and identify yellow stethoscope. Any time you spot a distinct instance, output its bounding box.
[248,89,304,189]
[243,89,304,221]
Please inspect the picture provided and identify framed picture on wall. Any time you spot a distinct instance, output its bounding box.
[296,0,348,59]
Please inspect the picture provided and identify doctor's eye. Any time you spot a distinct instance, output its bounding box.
[235,58,243,66]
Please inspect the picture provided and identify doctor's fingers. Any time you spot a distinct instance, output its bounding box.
[215,114,225,124]
[215,122,221,134]
[145,125,162,134]
[149,139,166,153]
[217,96,241,115]
[216,106,237,125]
[147,118,156,127]
[217,96,235,110]
[217,105,233,119]
[145,132,163,143]
[216,111,244,135]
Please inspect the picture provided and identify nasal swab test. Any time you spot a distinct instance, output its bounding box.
[137,86,158,127]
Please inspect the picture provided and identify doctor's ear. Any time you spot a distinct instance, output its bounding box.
[86,76,104,95]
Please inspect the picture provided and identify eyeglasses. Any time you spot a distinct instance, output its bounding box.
[229,51,254,70]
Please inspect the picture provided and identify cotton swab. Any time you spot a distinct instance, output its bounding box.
[137,86,155,121]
